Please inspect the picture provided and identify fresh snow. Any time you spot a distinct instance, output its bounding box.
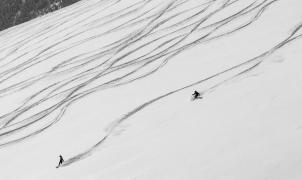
[1,0,302,179]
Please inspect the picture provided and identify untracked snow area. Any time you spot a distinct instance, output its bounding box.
[1,0,302,179]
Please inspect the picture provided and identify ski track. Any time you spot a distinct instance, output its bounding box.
[0,0,301,166]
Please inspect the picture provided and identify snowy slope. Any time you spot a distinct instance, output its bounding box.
[0,0,302,179]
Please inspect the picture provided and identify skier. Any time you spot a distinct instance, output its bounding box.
[56,155,64,168]
[192,90,202,100]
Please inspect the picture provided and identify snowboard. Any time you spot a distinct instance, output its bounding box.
[56,163,63,168]
[191,95,202,101]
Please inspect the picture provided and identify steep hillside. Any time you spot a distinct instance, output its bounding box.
[0,0,302,179]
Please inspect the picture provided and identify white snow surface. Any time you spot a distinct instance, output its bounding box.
[1,0,302,179]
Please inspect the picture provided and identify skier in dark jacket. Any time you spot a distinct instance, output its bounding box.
[192,90,201,100]
[57,155,64,168]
